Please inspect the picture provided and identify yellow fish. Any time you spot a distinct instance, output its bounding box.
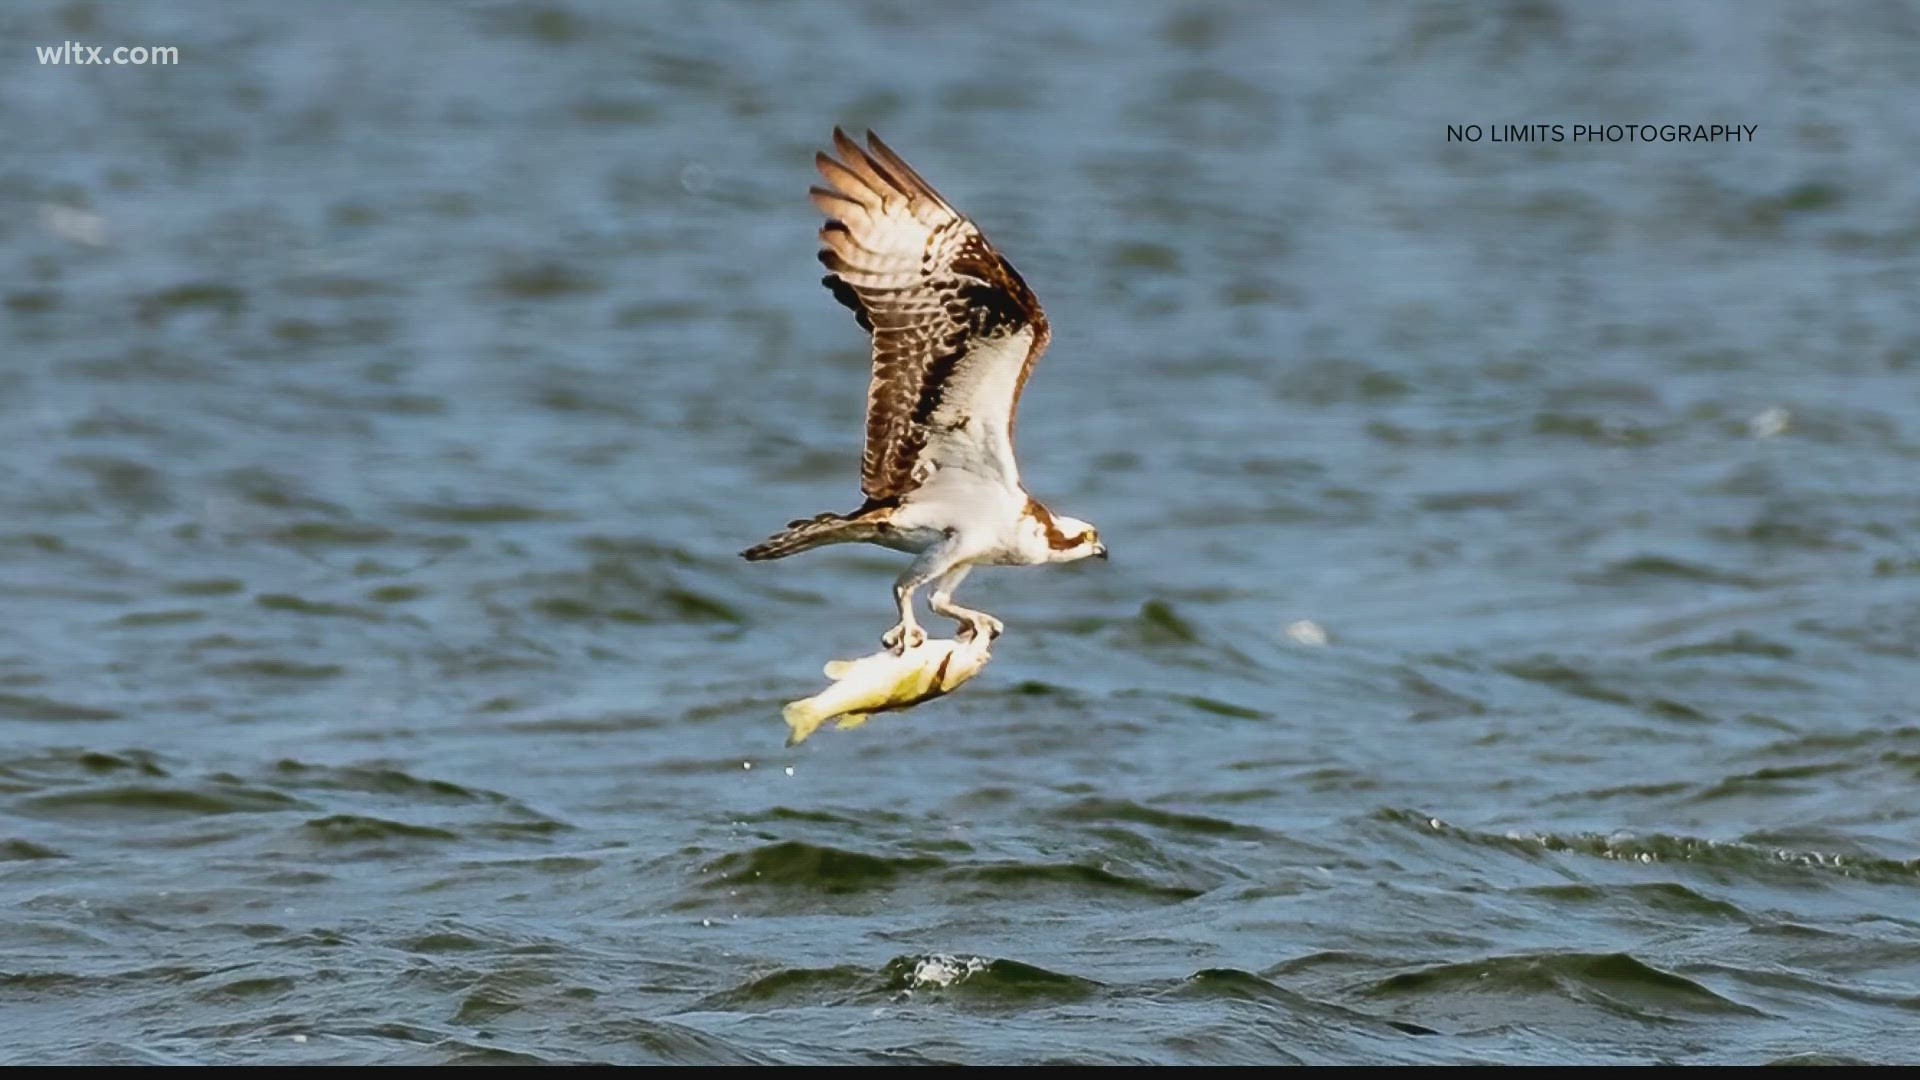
[782,635,994,746]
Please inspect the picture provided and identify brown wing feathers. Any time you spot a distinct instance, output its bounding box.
[811,128,1048,501]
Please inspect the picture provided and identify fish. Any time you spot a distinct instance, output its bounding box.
[782,634,994,746]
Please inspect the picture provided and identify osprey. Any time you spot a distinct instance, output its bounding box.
[743,129,1106,653]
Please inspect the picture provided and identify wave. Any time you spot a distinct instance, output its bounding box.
[1497,657,1714,722]
[17,783,307,819]
[1585,555,1767,590]
[694,839,1207,903]
[693,953,1099,1012]
[1517,881,1752,922]
[692,964,873,1010]
[882,954,1102,1002]
[254,593,388,622]
[267,760,514,805]
[0,693,120,722]
[693,953,1458,1060]
[734,805,905,828]
[401,500,569,524]
[1381,808,1920,882]
[1048,797,1273,840]
[1685,762,1859,803]
[1360,951,1766,1020]
[699,840,946,893]
[945,861,1204,902]
[0,839,67,860]
[1166,968,1443,1037]
[210,659,346,681]
[300,814,461,843]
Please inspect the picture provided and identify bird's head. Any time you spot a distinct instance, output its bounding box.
[1044,514,1107,564]
[1022,498,1107,564]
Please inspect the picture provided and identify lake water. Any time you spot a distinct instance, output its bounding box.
[3,0,1918,1064]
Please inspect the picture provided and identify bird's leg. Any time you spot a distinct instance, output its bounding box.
[881,535,961,655]
[879,585,926,655]
[929,565,1002,641]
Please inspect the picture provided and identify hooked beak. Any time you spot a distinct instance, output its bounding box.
[1092,543,1108,561]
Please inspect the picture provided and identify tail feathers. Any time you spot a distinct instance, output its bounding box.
[741,509,879,561]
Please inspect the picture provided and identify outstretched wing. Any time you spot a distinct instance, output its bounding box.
[811,128,1051,502]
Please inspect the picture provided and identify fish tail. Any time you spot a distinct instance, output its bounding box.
[783,700,830,746]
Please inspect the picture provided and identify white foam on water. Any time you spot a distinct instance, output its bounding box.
[907,954,988,989]
[1749,406,1790,438]
[1286,619,1330,646]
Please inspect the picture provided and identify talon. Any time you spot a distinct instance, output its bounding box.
[882,622,925,654]
[965,616,1004,642]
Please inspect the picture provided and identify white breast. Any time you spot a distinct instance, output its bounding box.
[924,327,1034,488]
